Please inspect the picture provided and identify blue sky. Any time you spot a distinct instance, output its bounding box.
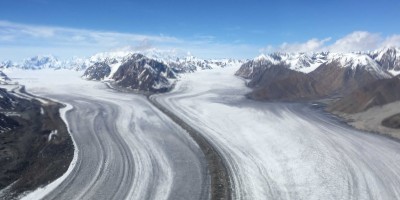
[1,0,400,60]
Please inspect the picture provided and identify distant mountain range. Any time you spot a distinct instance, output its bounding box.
[81,50,243,92]
[236,47,400,78]
[2,47,400,112]
[0,49,243,72]
[236,47,400,113]
[0,49,243,92]
[0,55,89,71]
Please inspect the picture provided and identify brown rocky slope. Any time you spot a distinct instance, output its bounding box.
[0,87,73,199]
[327,75,400,114]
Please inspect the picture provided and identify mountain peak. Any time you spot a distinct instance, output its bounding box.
[254,54,268,61]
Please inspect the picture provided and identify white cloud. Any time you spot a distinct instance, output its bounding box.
[329,31,381,52]
[259,45,275,54]
[0,20,257,60]
[0,20,180,49]
[262,31,400,54]
[382,34,400,48]
[259,38,331,54]
[3,20,400,61]
[276,38,331,53]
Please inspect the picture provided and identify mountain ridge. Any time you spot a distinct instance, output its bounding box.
[236,47,400,113]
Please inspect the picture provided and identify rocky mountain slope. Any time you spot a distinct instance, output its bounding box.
[0,87,73,198]
[0,71,11,84]
[83,62,112,81]
[236,47,398,102]
[382,113,400,129]
[111,54,176,92]
[242,63,318,101]
[327,75,400,113]
[82,53,178,92]
[370,47,400,76]
[236,46,400,134]
[310,54,391,96]
[82,50,242,92]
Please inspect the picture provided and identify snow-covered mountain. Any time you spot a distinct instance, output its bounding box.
[81,50,243,92]
[369,47,400,76]
[236,48,399,79]
[236,47,400,101]
[0,49,243,73]
[84,53,176,92]
[0,55,87,70]
[0,60,15,69]
[235,52,330,79]
[323,53,392,79]
[166,56,242,73]
[20,55,62,70]
[0,49,243,92]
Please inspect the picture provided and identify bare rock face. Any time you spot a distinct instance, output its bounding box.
[0,88,18,109]
[249,71,318,101]
[235,56,275,79]
[247,64,293,87]
[0,71,11,84]
[310,61,385,96]
[82,54,177,93]
[240,64,317,101]
[112,54,176,93]
[382,113,400,129]
[0,88,73,198]
[327,75,400,113]
[236,52,331,101]
[82,62,111,81]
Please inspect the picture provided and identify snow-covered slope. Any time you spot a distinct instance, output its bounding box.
[19,55,62,70]
[236,52,329,78]
[370,47,400,76]
[325,53,392,79]
[0,60,15,69]
[166,56,242,73]
[0,55,89,71]
[128,49,244,72]
[273,52,330,73]
[237,49,397,79]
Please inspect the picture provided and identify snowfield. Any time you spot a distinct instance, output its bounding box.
[153,66,400,199]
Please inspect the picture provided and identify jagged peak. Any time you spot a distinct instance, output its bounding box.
[328,53,375,66]
[254,54,269,61]
[250,52,332,73]
[373,46,400,60]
